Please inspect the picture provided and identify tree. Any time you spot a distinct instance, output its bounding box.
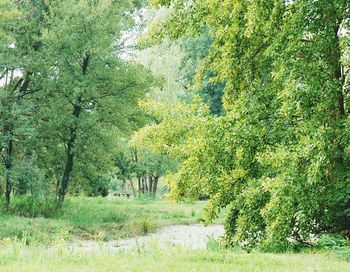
[0,0,49,205]
[114,141,176,198]
[141,0,350,250]
[0,0,154,205]
[178,32,225,115]
[38,0,153,203]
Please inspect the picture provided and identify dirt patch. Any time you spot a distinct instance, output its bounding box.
[70,224,224,252]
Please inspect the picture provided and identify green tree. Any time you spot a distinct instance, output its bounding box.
[142,0,350,250]
[178,32,225,115]
[38,0,153,203]
[0,0,49,205]
[0,0,154,205]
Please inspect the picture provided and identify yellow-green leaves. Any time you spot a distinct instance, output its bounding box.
[141,0,350,251]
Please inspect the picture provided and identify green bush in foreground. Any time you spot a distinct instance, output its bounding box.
[316,234,350,262]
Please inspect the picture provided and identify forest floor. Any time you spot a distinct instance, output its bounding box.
[0,197,349,271]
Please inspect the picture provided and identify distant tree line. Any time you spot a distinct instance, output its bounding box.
[114,145,176,199]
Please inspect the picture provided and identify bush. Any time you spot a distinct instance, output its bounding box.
[130,219,156,236]
[0,196,59,218]
[206,236,222,251]
[316,234,350,261]
[86,183,109,197]
[316,234,350,250]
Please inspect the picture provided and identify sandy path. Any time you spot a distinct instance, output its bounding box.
[70,224,224,252]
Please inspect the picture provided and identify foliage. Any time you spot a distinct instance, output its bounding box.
[316,234,350,261]
[0,196,58,218]
[0,0,154,203]
[178,32,225,115]
[141,0,350,251]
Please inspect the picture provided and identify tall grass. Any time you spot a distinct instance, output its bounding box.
[0,196,59,218]
[0,197,212,244]
[0,242,348,272]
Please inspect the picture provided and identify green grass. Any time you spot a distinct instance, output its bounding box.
[0,197,218,244]
[0,244,348,272]
[0,197,348,271]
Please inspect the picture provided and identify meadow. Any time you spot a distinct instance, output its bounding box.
[0,197,211,245]
[0,244,349,272]
[0,197,349,271]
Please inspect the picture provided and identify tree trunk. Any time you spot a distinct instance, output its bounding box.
[137,177,141,197]
[58,100,81,203]
[58,54,89,203]
[130,179,136,198]
[4,170,11,208]
[148,175,153,196]
[331,21,346,168]
[152,176,159,199]
[2,70,15,207]
[143,176,148,193]
[4,133,13,207]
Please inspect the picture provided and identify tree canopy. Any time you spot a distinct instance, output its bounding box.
[1,0,350,253]
[0,0,154,204]
[133,0,350,250]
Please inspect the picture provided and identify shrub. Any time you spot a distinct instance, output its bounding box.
[316,234,350,261]
[0,196,59,218]
[316,234,350,250]
[130,219,156,236]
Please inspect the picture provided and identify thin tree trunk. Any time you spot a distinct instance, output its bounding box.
[148,175,153,196]
[5,150,12,207]
[130,179,136,197]
[332,21,346,167]
[122,180,125,194]
[3,97,13,207]
[137,177,141,197]
[2,70,15,207]
[58,126,77,203]
[1,66,31,207]
[58,54,89,203]
[58,97,82,203]
[152,176,159,199]
[144,176,148,193]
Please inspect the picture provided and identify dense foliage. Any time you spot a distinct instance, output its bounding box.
[133,0,350,251]
[0,0,154,205]
[1,0,350,254]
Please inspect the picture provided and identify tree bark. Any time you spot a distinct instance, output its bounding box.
[58,104,80,203]
[333,22,346,119]
[332,21,346,168]
[130,179,136,197]
[1,70,29,207]
[152,176,159,199]
[143,176,148,193]
[137,177,141,197]
[58,54,89,203]
[148,175,153,196]
[4,125,13,207]
[3,94,11,207]
[58,95,82,203]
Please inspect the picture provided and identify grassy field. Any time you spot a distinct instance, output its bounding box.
[0,244,348,272]
[0,197,216,245]
[0,197,349,271]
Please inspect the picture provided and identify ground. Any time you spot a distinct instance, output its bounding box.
[0,197,213,244]
[0,197,348,271]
